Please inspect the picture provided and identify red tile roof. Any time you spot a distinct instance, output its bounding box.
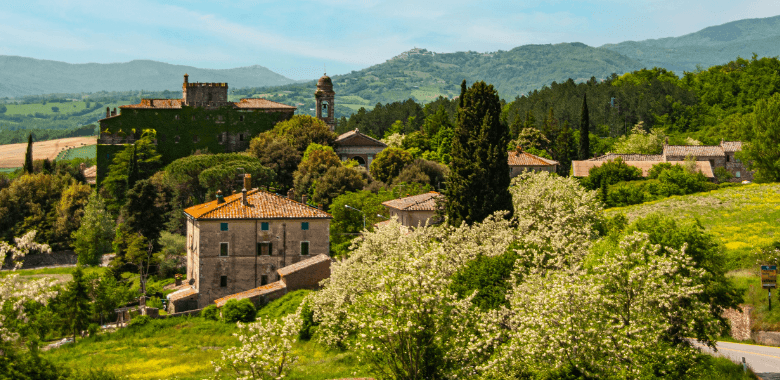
[508,151,559,166]
[184,189,332,220]
[721,141,743,153]
[572,160,714,178]
[121,99,183,109]
[663,145,725,157]
[277,254,331,277]
[213,281,286,307]
[233,98,296,110]
[335,129,387,147]
[588,154,664,161]
[382,191,442,211]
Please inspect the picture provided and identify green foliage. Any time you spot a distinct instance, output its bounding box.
[72,191,115,266]
[611,122,666,154]
[393,158,448,189]
[157,231,185,278]
[24,133,33,174]
[294,148,341,199]
[201,305,220,321]
[604,165,718,208]
[120,180,171,245]
[739,92,780,182]
[580,157,642,190]
[102,133,162,212]
[222,299,257,323]
[369,146,413,184]
[63,266,92,341]
[197,159,273,200]
[445,80,513,226]
[127,315,151,328]
[713,167,735,183]
[248,133,301,191]
[256,289,312,321]
[312,165,367,208]
[302,143,335,162]
[449,246,520,311]
[579,94,590,159]
[0,345,70,380]
[271,114,337,152]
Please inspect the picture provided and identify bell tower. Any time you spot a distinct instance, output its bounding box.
[315,73,336,131]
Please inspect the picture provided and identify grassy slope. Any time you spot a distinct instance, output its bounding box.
[44,290,372,380]
[607,183,780,269]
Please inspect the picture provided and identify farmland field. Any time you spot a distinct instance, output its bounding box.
[0,136,97,168]
[57,144,97,161]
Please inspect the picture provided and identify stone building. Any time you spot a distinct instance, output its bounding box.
[572,140,752,182]
[96,74,296,183]
[315,74,336,131]
[381,191,443,228]
[171,174,332,312]
[333,129,388,167]
[508,150,559,178]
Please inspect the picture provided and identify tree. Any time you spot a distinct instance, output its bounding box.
[579,93,590,159]
[54,181,91,248]
[611,122,666,154]
[369,147,413,184]
[552,121,575,176]
[272,115,337,152]
[739,92,780,182]
[293,148,341,199]
[248,133,301,191]
[23,134,33,174]
[71,191,115,266]
[51,106,59,113]
[118,179,171,251]
[62,265,91,341]
[312,166,366,208]
[103,132,162,212]
[126,144,138,191]
[393,158,448,189]
[444,80,512,226]
[580,157,643,190]
[212,312,303,380]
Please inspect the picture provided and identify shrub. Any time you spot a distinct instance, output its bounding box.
[88,323,99,337]
[222,299,256,323]
[202,305,220,321]
[127,315,151,328]
[580,157,642,190]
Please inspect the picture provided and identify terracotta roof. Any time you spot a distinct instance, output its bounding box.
[121,99,183,109]
[572,160,714,178]
[335,129,387,147]
[508,151,559,166]
[588,154,663,161]
[233,98,296,110]
[721,141,743,152]
[277,254,331,277]
[382,191,443,211]
[166,287,198,302]
[214,281,286,307]
[184,189,332,220]
[663,145,725,157]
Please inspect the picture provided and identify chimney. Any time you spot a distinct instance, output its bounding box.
[106,107,110,118]
[242,188,248,205]
[216,190,225,204]
[664,136,669,145]
[302,195,308,205]
[243,173,251,190]
[287,188,294,200]
[149,99,154,107]
[318,204,323,210]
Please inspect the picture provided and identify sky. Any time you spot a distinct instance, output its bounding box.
[1,0,779,80]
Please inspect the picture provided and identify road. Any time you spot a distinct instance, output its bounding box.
[693,340,780,380]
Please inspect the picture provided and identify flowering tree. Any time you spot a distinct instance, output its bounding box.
[0,231,57,345]
[611,122,667,155]
[484,232,718,378]
[212,310,303,380]
[313,214,516,379]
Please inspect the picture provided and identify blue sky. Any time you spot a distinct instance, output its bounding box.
[1,0,778,80]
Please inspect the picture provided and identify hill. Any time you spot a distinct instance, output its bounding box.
[601,15,780,73]
[606,183,780,269]
[0,56,296,98]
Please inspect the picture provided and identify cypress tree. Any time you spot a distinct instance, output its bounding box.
[554,121,575,176]
[126,144,138,191]
[600,178,609,206]
[63,265,91,341]
[579,94,590,159]
[24,133,33,173]
[444,80,513,226]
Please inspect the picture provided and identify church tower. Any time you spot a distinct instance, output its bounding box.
[315,74,336,131]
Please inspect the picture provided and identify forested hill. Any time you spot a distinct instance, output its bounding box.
[0,56,296,98]
[600,15,780,73]
[237,43,644,118]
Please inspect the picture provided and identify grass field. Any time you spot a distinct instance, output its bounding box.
[607,183,780,269]
[57,144,97,161]
[0,136,97,168]
[44,291,372,380]
[4,101,89,116]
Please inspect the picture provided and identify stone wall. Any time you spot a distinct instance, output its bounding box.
[723,306,753,341]
[280,257,331,292]
[2,251,77,270]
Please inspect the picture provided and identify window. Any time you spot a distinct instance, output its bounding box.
[218,133,224,143]
[175,115,179,120]
[220,276,227,287]
[261,275,268,286]
[736,171,741,178]
[220,222,228,231]
[239,134,244,142]
[258,242,272,256]
[261,222,269,231]
[301,241,310,256]
[301,222,309,231]
[726,155,730,163]
[239,115,245,121]
[709,159,714,168]
[220,242,228,256]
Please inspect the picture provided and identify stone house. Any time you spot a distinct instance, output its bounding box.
[508,150,559,178]
[381,191,443,228]
[572,160,715,178]
[333,129,388,167]
[170,175,332,312]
